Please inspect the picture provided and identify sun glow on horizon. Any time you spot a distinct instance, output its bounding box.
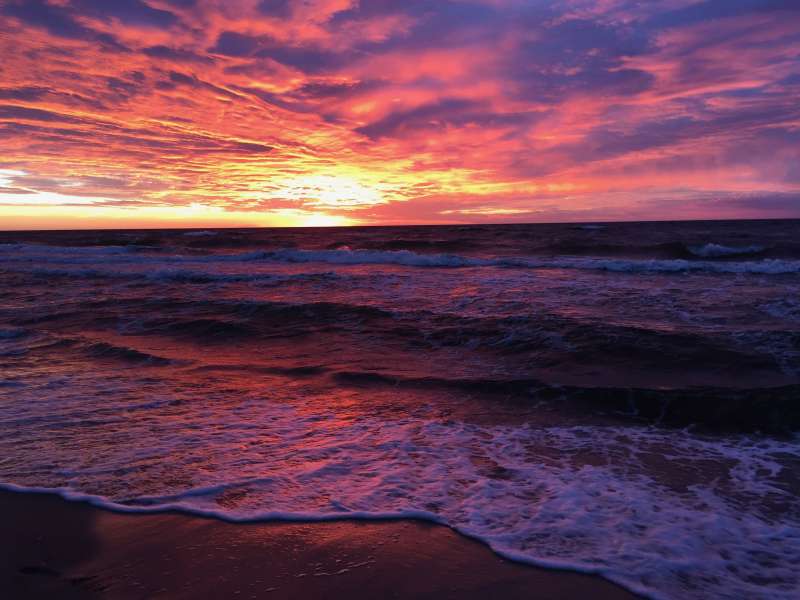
[274,175,387,210]
[0,198,356,230]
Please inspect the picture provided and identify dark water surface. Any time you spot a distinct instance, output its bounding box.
[1,220,799,599]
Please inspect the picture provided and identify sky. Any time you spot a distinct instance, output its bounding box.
[0,0,799,229]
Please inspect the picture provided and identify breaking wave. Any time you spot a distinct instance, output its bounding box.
[259,248,800,274]
[4,243,800,274]
[254,248,800,274]
[686,243,766,258]
[82,341,173,366]
[331,370,800,432]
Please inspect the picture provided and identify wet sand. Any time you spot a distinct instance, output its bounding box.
[1,489,638,599]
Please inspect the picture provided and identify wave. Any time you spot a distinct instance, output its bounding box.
[0,242,137,255]
[82,341,173,366]
[132,300,399,342]
[338,238,478,253]
[20,335,175,366]
[259,247,482,267]
[15,295,792,381]
[182,230,218,237]
[5,243,800,274]
[563,257,799,273]
[570,224,607,231]
[332,370,800,432]
[532,240,774,260]
[0,327,28,340]
[8,296,402,340]
[256,248,800,274]
[686,243,766,258]
[138,318,255,341]
[195,364,329,378]
[24,266,339,285]
[0,481,446,525]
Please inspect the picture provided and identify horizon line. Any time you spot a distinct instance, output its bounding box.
[2,215,799,233]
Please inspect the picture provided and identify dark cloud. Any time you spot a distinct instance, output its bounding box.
[0,87,50,101]
[522,17,649,64]
[517,67,653,105]
[253,43,339,74]
[161,71,239,100]
[106,75,144,100]
[356,99,537,140]
[230,141,273,154]
[1,0,128,49]
[509,18,653,104]
[218,1,507,72]
[143,46,214,64]
[0,122,93,140]
[0,105,86,124]
[209,31,262,57]
[70,0,178,28]
[356,99,479,139]
[295,81,358,99]
[545,99,800,172]
[572,117,700,163]
[651,0,800,29]
[256,0,292,19]
[332,0,501,42]
[709,193,800,213]
[2,0,91,39]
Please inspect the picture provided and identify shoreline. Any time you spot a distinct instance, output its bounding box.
[1,488,639,599]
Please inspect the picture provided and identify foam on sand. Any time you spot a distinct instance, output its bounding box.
[1,390,799,600]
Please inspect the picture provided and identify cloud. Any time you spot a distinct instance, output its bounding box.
[142,45,214,64]
[650,0,800,29]
[0,105,87,124]
[71,0,178,28]
[2,0,92,39]
[0,0,798,226]
[0,87,51,101]
[355,98,541,142]
[256,0,293,19]
[210,31,262,57]
[1,0,129,49]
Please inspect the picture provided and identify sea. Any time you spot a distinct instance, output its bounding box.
[1,219,799,599]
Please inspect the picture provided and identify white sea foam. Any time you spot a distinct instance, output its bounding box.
[687,243,765,258]
[182,230,219,237]
[262,248,483,267]
[1,376,799,600]
[547,257,798,274]
[3,243,800,274]
[760,296,800,322]
[259,248,800,275]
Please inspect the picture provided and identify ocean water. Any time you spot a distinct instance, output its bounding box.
[1,220,799,599]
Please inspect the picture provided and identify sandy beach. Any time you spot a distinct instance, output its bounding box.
[2,489,637,599]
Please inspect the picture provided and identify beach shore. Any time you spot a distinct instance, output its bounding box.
[1,489,637,599]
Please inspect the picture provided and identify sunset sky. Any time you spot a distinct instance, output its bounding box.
[1,0,799,229]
